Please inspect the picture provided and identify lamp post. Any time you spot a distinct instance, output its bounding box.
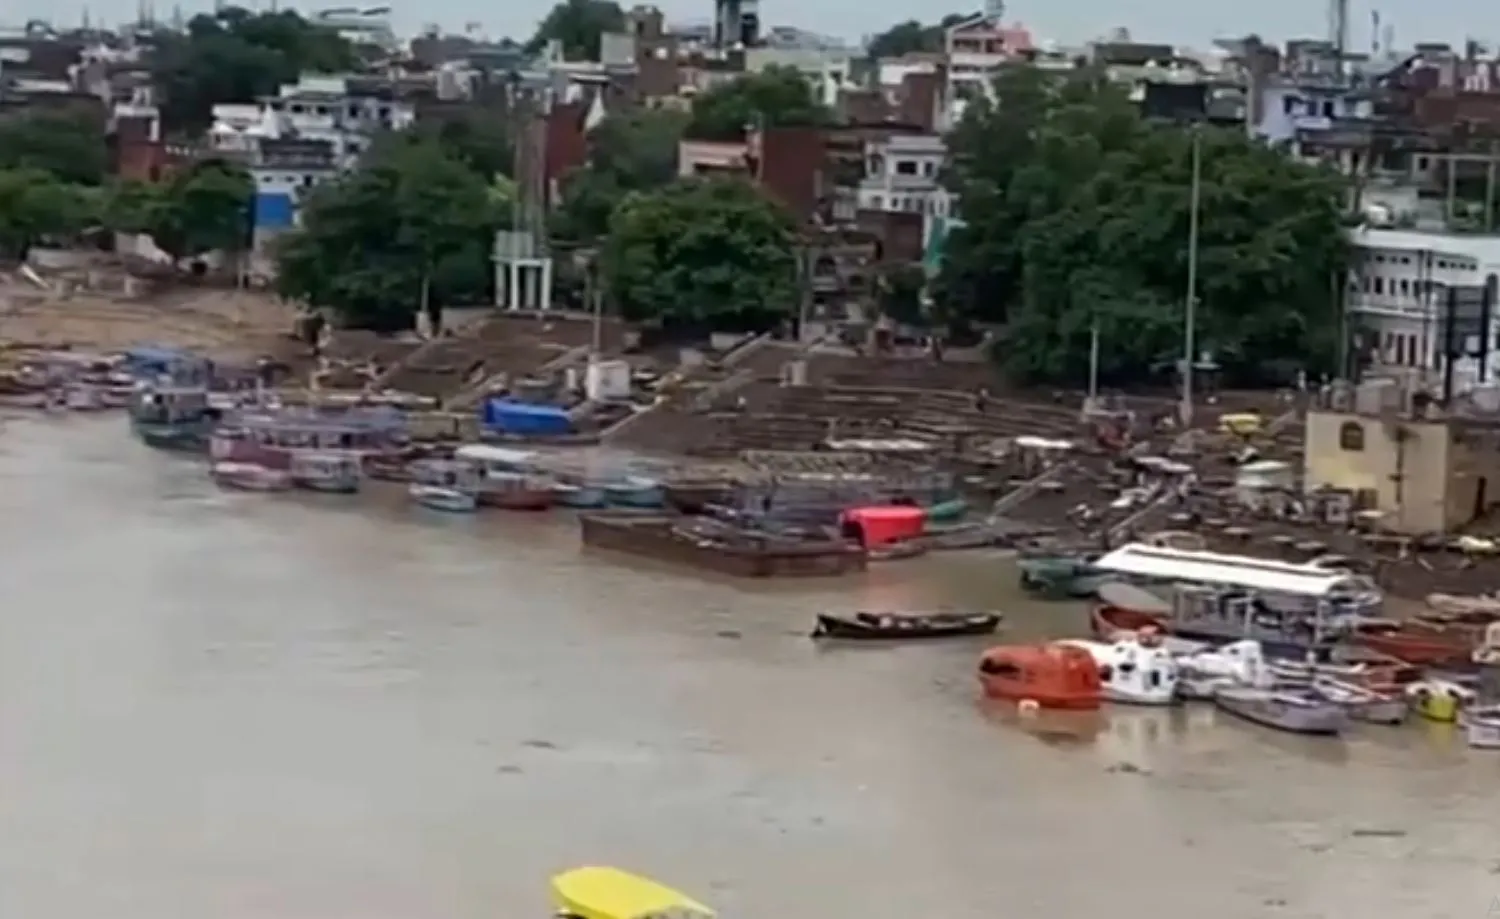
[1180,126,1203,428]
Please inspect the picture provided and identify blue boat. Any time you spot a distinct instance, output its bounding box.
[129,385,218,452]
[553,481,609,508]
[605,476,664,508]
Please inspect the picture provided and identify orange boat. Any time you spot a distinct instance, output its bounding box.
[977,644,1103,710]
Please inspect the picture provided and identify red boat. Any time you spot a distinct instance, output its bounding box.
[978,644,1103,710]
[1349,619,1479,668]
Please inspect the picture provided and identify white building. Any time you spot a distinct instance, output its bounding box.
[1348,227,1500,381]
[856,133,953,220]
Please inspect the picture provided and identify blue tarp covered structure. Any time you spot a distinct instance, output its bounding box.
[481,399,571,436]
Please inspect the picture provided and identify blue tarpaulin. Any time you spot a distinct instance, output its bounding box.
[481,399,571,436]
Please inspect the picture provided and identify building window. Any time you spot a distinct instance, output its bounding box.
[1339,421,1366,451]
[869,195,882,210]
[895,160,918,175]
[1373,277,1384,294]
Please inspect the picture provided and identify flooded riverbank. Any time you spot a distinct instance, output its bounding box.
[0,415,1495,919]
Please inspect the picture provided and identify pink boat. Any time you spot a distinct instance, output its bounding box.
[211,461,293,492]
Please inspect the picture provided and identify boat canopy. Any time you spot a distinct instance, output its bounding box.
[551,867,714,919]
[1093,543,1357,598]
[455,444,537,467]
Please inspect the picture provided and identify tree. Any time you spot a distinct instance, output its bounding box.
[406,109,515,183]
[0,109,108,185]
[938,65,1351,388]
[274,139,507,332]
[552,108,687,244]
[685,66,834,142]
[601,176,798,333]
[0,169,98,260]
[151,7,357,135]
[526,0,625,61]
[877,264,929,326]
[104,160,254,264]
[865,14,967,59]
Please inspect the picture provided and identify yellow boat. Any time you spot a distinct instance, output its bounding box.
[552,867,714,919]
[1217,412,1263,437]
[1406,680,1473,723]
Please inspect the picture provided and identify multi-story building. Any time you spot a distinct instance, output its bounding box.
[856,133,953,224]
[941,2,1033,100]
[203,75,417,255]
[1347,227,1500,383]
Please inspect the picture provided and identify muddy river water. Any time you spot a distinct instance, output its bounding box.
[0,415,1496,919]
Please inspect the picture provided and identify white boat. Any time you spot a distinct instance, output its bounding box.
[289,451,362,494]
[1310,677,1407,725]
[1055,635,1179,705]
[409,483,478,512]
[211,461,292,492]
[1175,639,1272,700]
[1461,706,1500,749]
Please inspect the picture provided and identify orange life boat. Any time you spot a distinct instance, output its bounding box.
[977,644,1103,710]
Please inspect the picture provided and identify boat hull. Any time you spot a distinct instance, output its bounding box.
[132,419,212,452]
[813,613,1000,641]
[552,484,608,508]
[1462,708,1500,748]
[480,488,554,511]
[606,482,665,508]
[1213,687,1345,736]
[410,486,478,513]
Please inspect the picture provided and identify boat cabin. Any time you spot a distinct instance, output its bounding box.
[410,458,480,491]
[977,644,1103,710]
[212,408,407,467]
[550,866,714,919]
[131,385,215,424]
[289,452,362,490]
[455,444,538,478]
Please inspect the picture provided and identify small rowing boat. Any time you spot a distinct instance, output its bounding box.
[812,612,1000,641]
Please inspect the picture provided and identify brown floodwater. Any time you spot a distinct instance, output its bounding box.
[0,415,1496,919]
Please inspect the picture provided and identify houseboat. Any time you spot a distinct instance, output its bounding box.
[211,406,408,472]
[130,385,221,451]
[977,644,1103,710]
[454,444,555,510]
[409,459,479,513]
[289,452,362,493]
[1090,545,1375,659]
[211,461,293,492]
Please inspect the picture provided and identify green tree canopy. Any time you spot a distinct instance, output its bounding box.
[151,7,357,135]
[552,108,687,245]
[685,66,834,142]
[0,169,98,260]
[0,109,108,186]
[405,109,515,183]
[865,15,966,59]
[526,0,625,61]
[103,159,253,263]
[937,65,1351,388]
[274,139,508,332]
[601,176,798,333]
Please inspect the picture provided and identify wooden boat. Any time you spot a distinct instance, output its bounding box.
[1018,552,1107,599]
[812,611,1000,641]
[1461,706,1500,749]
[1308,678,1407,725]
[605,476,665,508]
[288,451,361,494]
[1054,635,1180,705]
[1349,619,1477,668]
[867,540,926,561]
[1212,685,1346,736]
[409,459,479,513]
[552,481,609,508]
[925,496,968,523]
[551,866,714,919]
[978,644,1103,710]
[410,483,478,512]
[664,481,732,514]
[480,472,554,510]
[211,461,292,492]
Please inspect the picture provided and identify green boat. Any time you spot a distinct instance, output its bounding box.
[924,496,969,524]
[1017,552,1108,599]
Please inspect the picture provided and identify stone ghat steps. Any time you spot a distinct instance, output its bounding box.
[379,315,606,399]
[606,340,799,452]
